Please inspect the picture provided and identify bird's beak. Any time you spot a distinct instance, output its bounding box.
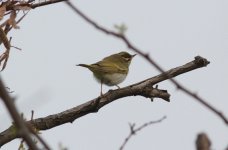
[131,54,136,58]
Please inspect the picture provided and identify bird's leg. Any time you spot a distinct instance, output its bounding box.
[115,85,120,89]
[100,81,103,96]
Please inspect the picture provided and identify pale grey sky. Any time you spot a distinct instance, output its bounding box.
[1,0,228,149]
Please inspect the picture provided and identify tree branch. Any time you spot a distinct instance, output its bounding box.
[3,0,67,11]
[65,1,228,126]
[0,56,209,146]
[30,0,67,9]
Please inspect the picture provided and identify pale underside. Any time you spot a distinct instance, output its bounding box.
[93,73,127,86]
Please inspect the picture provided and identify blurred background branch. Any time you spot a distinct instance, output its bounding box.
[119,116,166,150]
[196,133,211,150]
[0,77,39,149]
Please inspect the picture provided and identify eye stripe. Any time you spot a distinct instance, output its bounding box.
[123,57,131,61]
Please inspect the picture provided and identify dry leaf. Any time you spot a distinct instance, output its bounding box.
[0,4,6,20]
[0,51,9,71]
[14,5,31,11]
[16,0,32,10]
[0,27,10,49]
[8,11,20,29]
[0,28,10,71]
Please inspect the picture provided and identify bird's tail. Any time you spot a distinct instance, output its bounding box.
[76,64,91,69]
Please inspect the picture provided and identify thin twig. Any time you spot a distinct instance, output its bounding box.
[29,110,51,150]
[65,1,228,125]
[119,116,166,150]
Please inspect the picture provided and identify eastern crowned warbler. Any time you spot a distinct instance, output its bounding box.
[77,51,136,95]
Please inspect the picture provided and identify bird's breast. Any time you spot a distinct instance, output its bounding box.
[94,73,127,86]
[104,73,127,86]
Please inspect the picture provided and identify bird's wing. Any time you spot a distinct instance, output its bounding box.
[90,61,127,74]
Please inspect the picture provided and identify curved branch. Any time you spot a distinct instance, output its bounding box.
[0,56,209,146]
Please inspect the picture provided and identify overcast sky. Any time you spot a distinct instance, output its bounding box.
[1,0,228,149]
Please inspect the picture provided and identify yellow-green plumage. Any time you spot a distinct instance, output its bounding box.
[77,51,136,95]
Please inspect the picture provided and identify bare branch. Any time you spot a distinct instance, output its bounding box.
[30,0,67,9]
[119,116,166,150]
[0,56,208,146]
[64,1,228,125]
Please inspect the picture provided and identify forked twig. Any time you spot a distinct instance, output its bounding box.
[119,116,166,150]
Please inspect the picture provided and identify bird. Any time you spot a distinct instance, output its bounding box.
[77,51,136,95]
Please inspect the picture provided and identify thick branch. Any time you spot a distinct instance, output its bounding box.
[0,56,209,146]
